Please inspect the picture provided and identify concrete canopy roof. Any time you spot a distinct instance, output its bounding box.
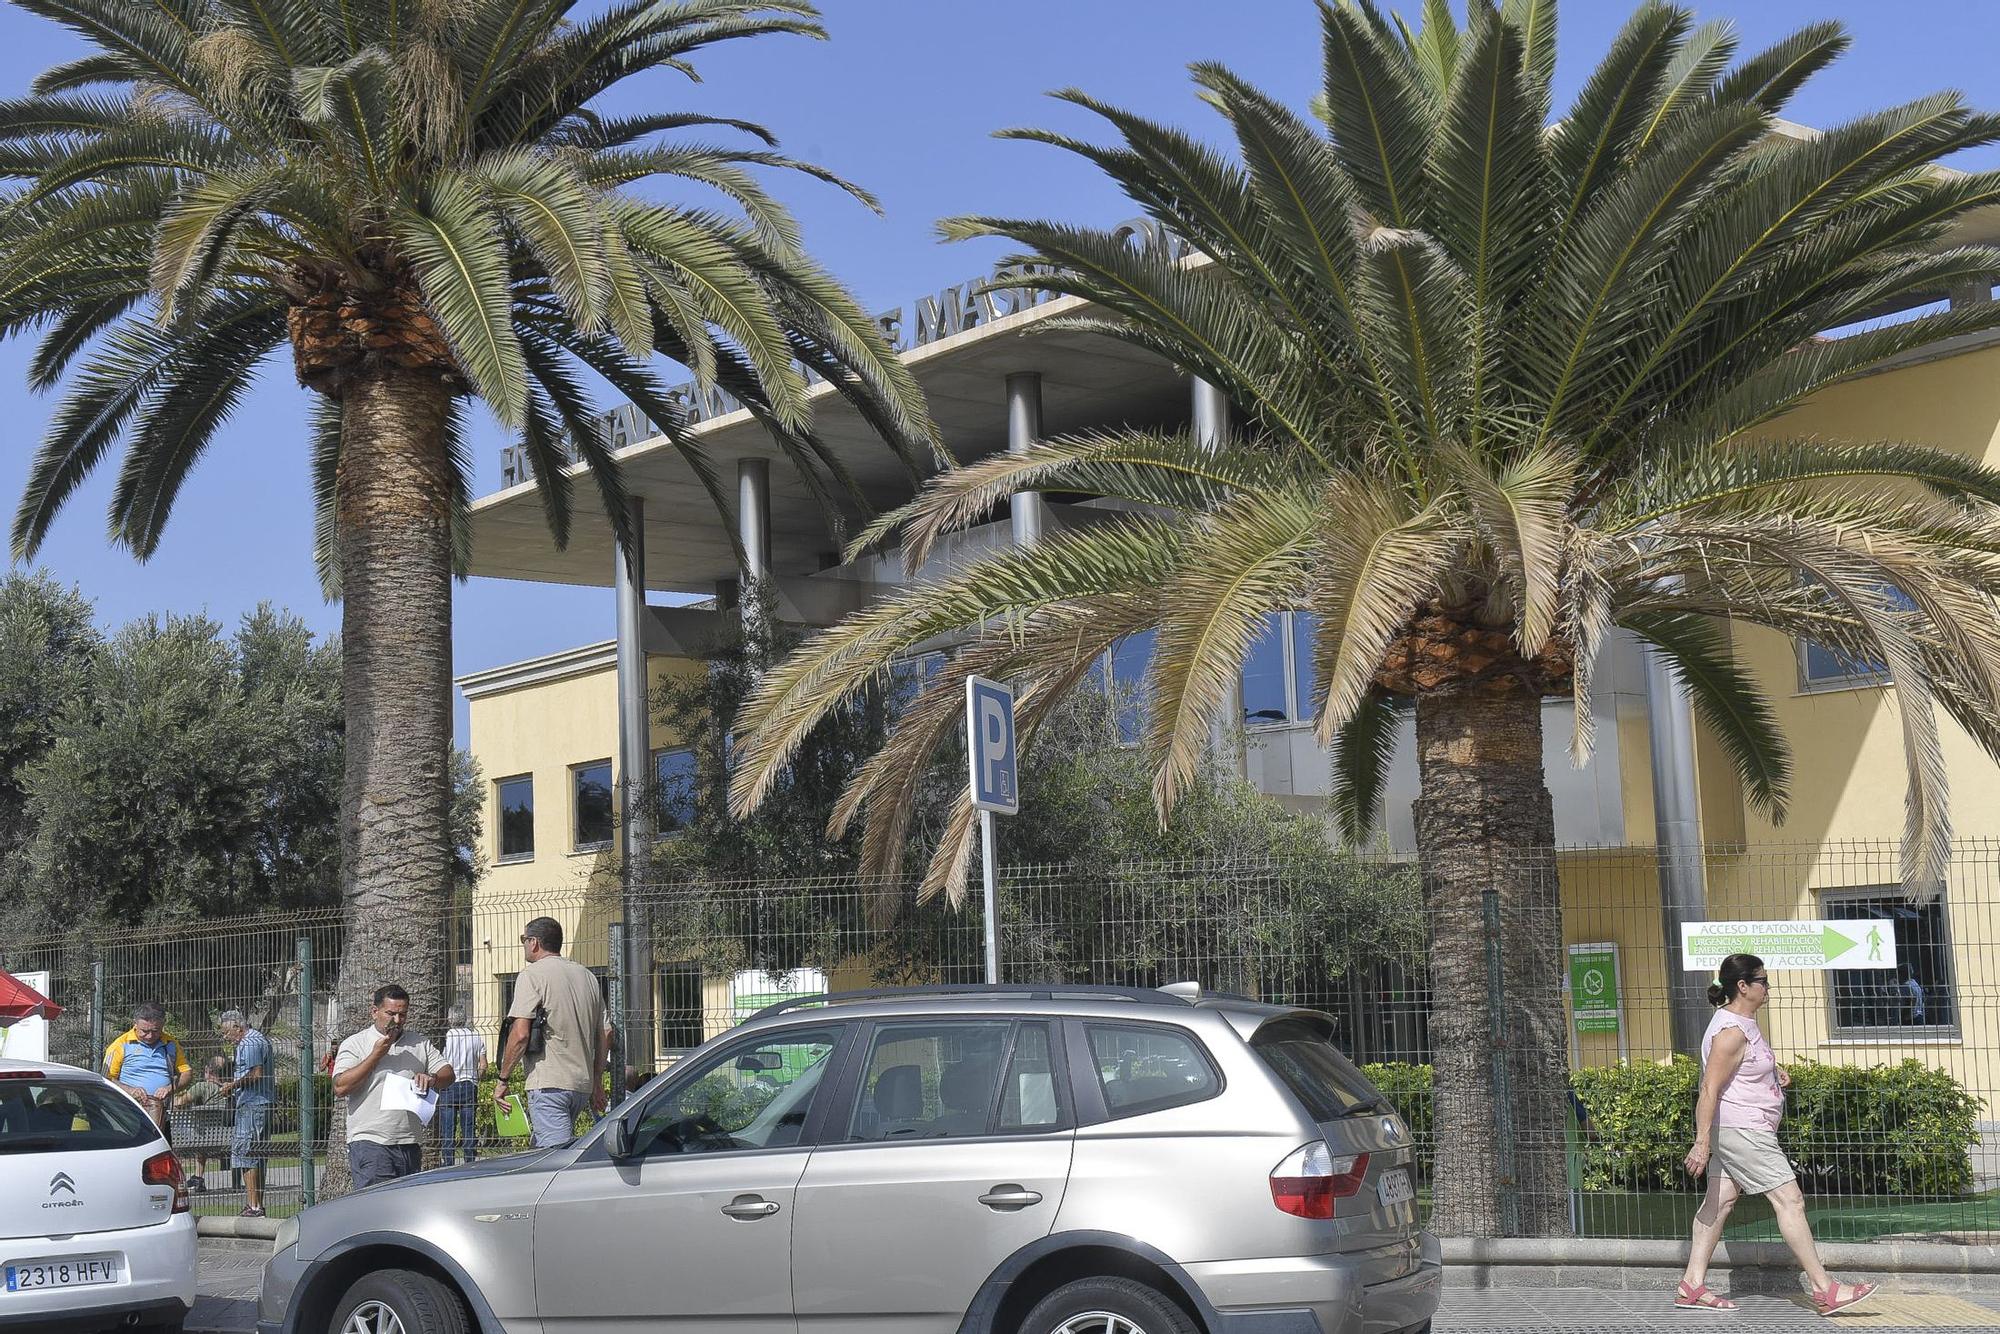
[464,295,1188,594]
[467,125,2000,596]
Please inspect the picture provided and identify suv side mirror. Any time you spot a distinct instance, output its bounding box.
[603,1116,635,1161]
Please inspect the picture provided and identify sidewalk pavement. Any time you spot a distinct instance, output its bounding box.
[191,1240,2000,1333]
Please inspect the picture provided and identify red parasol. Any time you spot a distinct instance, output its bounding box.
[0,970,62,1027]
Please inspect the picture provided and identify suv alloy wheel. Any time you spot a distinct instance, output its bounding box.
[1021,1277,1199,1334]
[331,1268,470,1334]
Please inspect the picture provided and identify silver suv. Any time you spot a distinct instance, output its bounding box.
[258,984,1441,1334]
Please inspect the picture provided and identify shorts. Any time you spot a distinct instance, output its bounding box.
[1715,1126,1795,1195]
[230,1103,269,1169]
[347,1140,423,1188]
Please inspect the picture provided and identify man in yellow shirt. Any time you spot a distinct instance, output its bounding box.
[104,1003,192,1133]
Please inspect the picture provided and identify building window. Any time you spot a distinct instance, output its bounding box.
[658,964,704,1052]
[572,760,614,850]
[1797,586,1916,692]
[496,775,534,861]
[1106,630,1155,744]
[888,651,945,703]
[1823,889,1957,1036]
[1291,610,1319,724]
[1241,612,1290,726]
[654,748,697,834]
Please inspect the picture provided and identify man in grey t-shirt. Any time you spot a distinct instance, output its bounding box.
[332,984,452,1188]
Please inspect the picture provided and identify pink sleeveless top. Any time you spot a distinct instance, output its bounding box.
[1702,1009,1784,1131]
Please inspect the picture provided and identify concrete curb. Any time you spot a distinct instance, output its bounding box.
[1441,1237,2000,1293]
[197,1216,281,1243]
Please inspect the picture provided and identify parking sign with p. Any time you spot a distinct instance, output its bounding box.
[966,675,1019,815]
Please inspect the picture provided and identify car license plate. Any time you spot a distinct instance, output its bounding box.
[5,1256,119,1292]
[1377,1168,1414,1207]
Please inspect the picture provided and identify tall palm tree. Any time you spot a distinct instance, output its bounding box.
[0,0,932,1181]
[731,0,2000,1235]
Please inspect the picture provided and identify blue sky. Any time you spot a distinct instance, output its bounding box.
[1,0,1995,742]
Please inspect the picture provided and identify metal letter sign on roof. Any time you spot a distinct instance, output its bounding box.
[966,676,1019,815]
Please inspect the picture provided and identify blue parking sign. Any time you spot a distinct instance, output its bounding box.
[965,676,1019,815]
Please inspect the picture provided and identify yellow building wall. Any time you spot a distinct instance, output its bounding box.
[1566,343,2000,1119]
[464,651,705,1048]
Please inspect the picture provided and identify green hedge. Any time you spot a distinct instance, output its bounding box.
[1364,1057,1981,1196]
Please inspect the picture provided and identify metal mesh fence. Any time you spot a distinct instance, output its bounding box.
[4,839,1996,1240]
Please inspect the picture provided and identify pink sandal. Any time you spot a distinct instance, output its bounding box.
[1674,1280,1738,1311]
[1812,1280,1879,1316]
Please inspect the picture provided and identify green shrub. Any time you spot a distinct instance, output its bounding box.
[1365,1056,1981,1196]
[1362,1062,1434,1188]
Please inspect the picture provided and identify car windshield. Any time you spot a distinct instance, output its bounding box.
[0,1077,158,1154]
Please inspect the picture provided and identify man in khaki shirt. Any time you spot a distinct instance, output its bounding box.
[496,917,611,1148]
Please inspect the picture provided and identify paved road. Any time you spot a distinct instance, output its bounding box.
[191,1242,2000,1333]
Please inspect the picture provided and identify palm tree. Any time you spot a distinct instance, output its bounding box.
[730,0,2000,1235]
[0,0,932,1183]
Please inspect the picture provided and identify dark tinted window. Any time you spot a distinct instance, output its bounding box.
[0,1078,158,1153]
[1240,612,1289,724]
[658,964,704,1052]
[846,1022,1011,1142]
[655,748,697,833]
[1086,1024,1218,1118]
[497,776,534,859]
[1107,631,1156,744]
[1291,611,1319,722]
[1251,1017,1385,1119]
[573,761,613,849]
[1826,893,1957,1034]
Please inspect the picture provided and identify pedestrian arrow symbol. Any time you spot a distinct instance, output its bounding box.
[1821,926,1857,964]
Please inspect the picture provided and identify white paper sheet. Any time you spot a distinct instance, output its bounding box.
[382,1072,439,1125]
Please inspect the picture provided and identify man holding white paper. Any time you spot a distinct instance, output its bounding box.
[332,984,453,1188]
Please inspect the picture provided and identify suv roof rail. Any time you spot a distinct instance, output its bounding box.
[748,983,1194,1021]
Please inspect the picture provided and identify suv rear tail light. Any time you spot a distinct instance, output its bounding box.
[0,1070,45,1080]
[143,1149,190,1213]
[1270,1141,1369,1218]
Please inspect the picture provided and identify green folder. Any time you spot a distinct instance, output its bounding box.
[495,1095,530,1139]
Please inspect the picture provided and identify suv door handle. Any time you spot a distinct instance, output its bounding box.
[720,1195,781,1220]
[978,1187,1043,1210]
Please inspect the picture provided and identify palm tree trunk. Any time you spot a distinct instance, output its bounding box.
[320,371,457,1196]
[1412,683,1570,1238]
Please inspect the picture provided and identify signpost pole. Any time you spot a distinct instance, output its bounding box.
[980,809,1000,984]
[966,675,1019,988]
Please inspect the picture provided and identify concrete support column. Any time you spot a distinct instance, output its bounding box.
[1644,637,1710,1055]
[1005,372,1046,547]
[613,498,654,1074]
[1194,378,1248,782]
[738,457,772,639]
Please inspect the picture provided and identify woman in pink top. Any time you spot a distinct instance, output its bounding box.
[1676,954,1876,1316]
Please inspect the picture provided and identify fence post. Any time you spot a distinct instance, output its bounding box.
[90,958,106,1072]
[297,936,316,1209]
[607,921,627,1096]
[1482,888,1519,1238]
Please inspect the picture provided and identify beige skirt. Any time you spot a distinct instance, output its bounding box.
[1715,1126,1796,1194]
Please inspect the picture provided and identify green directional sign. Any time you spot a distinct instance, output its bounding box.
[1680,920,1897,971]
[1567,944,1621,1035]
